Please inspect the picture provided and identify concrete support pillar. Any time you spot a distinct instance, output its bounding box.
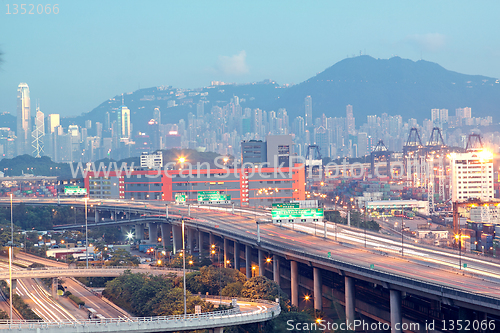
[148,223,158,243]
[245,245,252,279]
[390,289,402,333]
[210,328,223,333]
[258,249,264,276]
[160,224,171,250]
[273,255,280,286]
[121,225,130,237]
[198,230,203,258]
[209,233,215,247]
[290,261,298,307]
[172,225,182,254]
[313,267,322,311]
[112,210,116,221]
[187,229,194,254]
[233,241,240,271]
[94,209,99,222]
[223,238,228,268]
[345,276,355,325]
[135,224,144,241]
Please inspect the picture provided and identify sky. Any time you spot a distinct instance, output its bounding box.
[1,0,500,118]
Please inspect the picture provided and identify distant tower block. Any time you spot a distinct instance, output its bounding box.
[32,106,45,157]
[304,95,312,127]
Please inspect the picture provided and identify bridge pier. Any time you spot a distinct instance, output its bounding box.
[234,241,240,271]
[148,223,158,243]
[187,228,194,254]
[209,233,215,247]
[198,230,204,258]
[313,267,322,311]
[161,224,171,251]
[172,225,182,254]
[291,260,298,307]
[245,245,252,279]
[223,238,228,268]
[209,328,223,333]
[135,224,144,242]
[273,255,280,286]
[95,209,99,222]
[258,249,264,276]
[345,276,356,326]
[390,289,402,333]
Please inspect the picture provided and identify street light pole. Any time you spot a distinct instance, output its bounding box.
[85,197,88,268]
[182,218,187,316]
[401,212,404,257]
[364,206,367,248]
[9,194,13,324]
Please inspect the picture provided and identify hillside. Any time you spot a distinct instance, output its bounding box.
[60,56,500,133]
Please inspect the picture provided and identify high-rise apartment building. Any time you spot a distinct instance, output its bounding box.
[450,150,494,202]
[121,106,131,139]
[305,95,312,127]
[196,101,204,118]
[47,114,60,133]
[16,83,31,155]
[31,108,45,157]
[154,107,161,125]
[346,104,355,135]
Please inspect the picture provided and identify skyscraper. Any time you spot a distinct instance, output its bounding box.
[154,107,161,125]
[346,104,355,135]
[305,96,312,127]
[121,106,131,139]
[196,101,204,118]
[16,83,31,155]
[47,114,60,133]
[31,107,44,157]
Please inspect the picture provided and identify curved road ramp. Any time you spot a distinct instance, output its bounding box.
[0,299,280,332]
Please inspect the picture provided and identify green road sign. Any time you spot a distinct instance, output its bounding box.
[271,207,324,219]
[272,203,300,209]
[327,252,331,258]
[197,191,231,203]
[175,193,187,203]
[370,264,375,269]
[463,263,467,268]
[64,186,87,195]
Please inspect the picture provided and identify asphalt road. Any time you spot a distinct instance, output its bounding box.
[7,198,500,301]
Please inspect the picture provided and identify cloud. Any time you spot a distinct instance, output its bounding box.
[216,51,249,76]
[404,33,446,52]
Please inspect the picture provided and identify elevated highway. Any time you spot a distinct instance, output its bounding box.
[3,198,500,331]
[0,266,188,280]
[0,297,279,332]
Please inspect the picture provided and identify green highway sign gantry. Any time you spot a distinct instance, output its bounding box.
[197,190,231,203]
[175,193,186,203]
[64,186,87,195]
[271,207,324,219]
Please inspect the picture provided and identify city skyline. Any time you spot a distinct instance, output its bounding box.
[1,1,500,117]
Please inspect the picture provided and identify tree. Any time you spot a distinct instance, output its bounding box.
[221,281,244,297]
[241,276,289,311]
[104,249,139,266]
[198,266,246,295]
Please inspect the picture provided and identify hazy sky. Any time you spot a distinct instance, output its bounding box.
[1,0,499,118]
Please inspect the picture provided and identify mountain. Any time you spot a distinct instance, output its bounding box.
[63,56,500,133]
[272,55,500,121]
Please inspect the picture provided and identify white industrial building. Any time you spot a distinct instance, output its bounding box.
[140,151,163,169]
[449,150,494,202]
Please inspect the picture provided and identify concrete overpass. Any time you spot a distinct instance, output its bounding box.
[3,198,500,332]
[0,266,189,280]
[0,298,279,332]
